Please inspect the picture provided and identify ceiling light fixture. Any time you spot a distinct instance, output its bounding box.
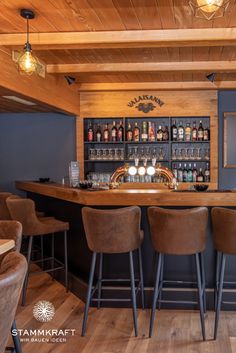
[189,0,230,20]
[64,76,76,85]
[206,72,216,82]
[15,9,43,76]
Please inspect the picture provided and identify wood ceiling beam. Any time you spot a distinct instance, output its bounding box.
[2,28,236,50]
[78,81,236,92]
[0,47,80,115]
[47,61,236,74]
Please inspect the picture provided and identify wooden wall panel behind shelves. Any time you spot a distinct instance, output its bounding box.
[80,90,217,117]
[78,90,218,186]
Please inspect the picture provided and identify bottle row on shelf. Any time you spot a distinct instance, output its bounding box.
[173,163,210,183]
[86,120,210,143]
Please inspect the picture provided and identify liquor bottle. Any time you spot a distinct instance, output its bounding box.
[178,121,184,141]
[177,163,183,182]
[183,163,188,182]
[185,123,191,142]
[141,121,148,142]
[172,163,178,180]
[157,125,163,141]
[203,126,210,141]
[133,122,140,142]
[126,123,133,142]
[96,125,102,142]
[162,126,169,141]
[192,163,198,182]
[197,168,204,182]
[117,121,124,142]
[192,121,197,141]
[204,163,210,182]
[87,123,94,142]
[103,123,109,142]
[171,120,178,141]
[111,121,117,142]
[148,121,155,142]
[187,163,193,182]
[197,120,204,141]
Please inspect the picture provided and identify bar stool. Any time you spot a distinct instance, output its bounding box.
[211,207,236,340]
[81,206,144,337]
[148,206,208,340]
[0,192,12,220]
[6,196,69,305]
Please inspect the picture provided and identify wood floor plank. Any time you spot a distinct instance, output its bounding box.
[11,272,236,353]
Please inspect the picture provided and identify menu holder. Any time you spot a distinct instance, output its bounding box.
[69,161,80,187]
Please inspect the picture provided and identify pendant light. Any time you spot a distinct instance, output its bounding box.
[189,0,230,20]
[16,9,41,75]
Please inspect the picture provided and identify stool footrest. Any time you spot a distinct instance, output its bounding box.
[158,299,198,305]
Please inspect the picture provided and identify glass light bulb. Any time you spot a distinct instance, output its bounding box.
[128,166,137,176]
[147,166,156,176]
[138,166,146,176]
[196,0,224,12]
[18,49,38,75]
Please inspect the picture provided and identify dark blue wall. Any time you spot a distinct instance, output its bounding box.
[218,91,236,189]
[0,113,76,194]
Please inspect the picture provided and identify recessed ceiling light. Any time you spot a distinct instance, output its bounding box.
[2,95,36,106]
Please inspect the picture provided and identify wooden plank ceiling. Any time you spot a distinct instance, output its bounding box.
[1,0,236,92]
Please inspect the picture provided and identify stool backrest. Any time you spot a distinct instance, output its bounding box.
[0,221,22,253]
[148,207,208,255]
[0,192,12,220]
[212,207,236,254]
[82,206,142,253]
[0,252,27,353]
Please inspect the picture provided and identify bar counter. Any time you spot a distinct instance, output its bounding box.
[15,181,236,206]
[16,181,236,310]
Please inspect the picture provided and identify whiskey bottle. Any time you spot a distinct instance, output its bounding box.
[157,125,163,141]
[185,123,191,142]
[103,123,109,142]
[203,126,210,141]
[171,120,178,141]
[148,122,155,142]
[163,126,169,141]
[96,125,102,142]
[204,163,210,182]
[177,163,183,182]
[192,121,197,141]
[87,123,94,142]
[192,163,198,182]
[117,121,124,142]
[178,121,184,141]
[183,163,188,182]
[197,168,204,182]
[127,123,133,142]
[133,122,140,142]
[111,121,117,142]
[141,121,148,142]
[187,163,193,182]
[197,120,204,141]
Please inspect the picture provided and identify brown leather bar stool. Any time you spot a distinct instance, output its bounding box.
[6,196,69,305]
[0,192,12,220]
[148,206,208,340]
[211,207,236,340]
[0,252,27,353]
[81,206,144,337]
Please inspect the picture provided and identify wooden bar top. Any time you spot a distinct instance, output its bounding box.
[16,181,236,206]
[0,239,15,255]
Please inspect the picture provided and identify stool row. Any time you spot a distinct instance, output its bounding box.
[81,205,236,341]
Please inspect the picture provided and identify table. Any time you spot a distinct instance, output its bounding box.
[0,239,15,255]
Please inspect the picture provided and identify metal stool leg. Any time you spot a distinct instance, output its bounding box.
[64,231,68,292]
[214,253,226,340]
[138,247,145,309]
[82,252,97,336]
[158,254,164,310]
[214,251,222,311]
[129,251,138,337]
[195,253,206,341]
[200,252,207,313]
[149,253,163,338]
[40,235,44,270]
[51,233,55,279]
[11,320,22,353]
[21,236,33,306]
[97,253,103,309]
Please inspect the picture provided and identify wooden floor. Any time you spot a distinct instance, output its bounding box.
[12,271,236,353]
